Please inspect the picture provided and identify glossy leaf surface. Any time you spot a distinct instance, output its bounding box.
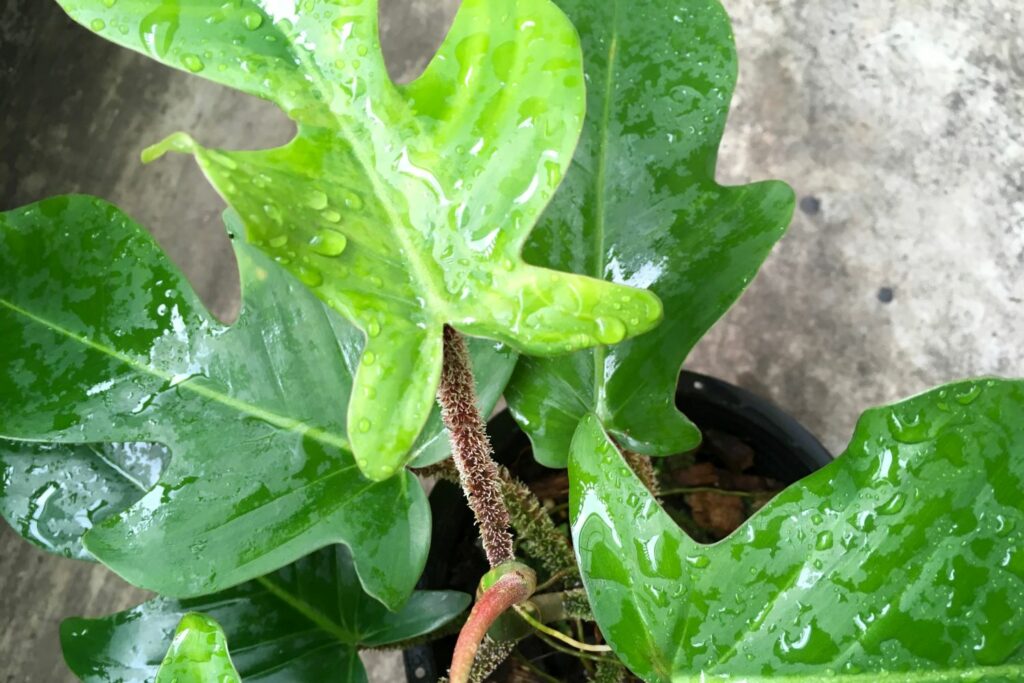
[0,440,167,560]
[0,196,425,607]
[62,545,470,683]
[155,613,241,683]
[55,0,663,481]
[570,380,1024,682]
[506,0,795,467]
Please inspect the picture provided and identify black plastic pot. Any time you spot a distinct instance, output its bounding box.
[402,371,831,682]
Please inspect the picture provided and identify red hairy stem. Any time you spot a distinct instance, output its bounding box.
[437,325,514,567]
[449,565,537,683]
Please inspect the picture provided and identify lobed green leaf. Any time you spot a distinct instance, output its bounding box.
[62,545,470,683]
[0,196,427,606]
[506,0,795,467]
[570,380,1024,681]
[54,0,663,480]
[155,613,242,683]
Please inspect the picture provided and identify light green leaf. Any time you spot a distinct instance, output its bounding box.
[54,0,663,480]
[61,544,470,683]
[155,613,242,683]
[570,380,1024,682]
[506,0,795,467]
[0,196,425,607]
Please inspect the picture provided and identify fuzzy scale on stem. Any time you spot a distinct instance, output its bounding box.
[437,325,515,567]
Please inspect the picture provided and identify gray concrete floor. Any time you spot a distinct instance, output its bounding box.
[1,0,1021,681]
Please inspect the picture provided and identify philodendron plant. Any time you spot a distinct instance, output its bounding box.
[1,0,1020,681]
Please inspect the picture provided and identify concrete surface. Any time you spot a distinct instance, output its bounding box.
[689,2,1024,455]
[1,0,1021,681]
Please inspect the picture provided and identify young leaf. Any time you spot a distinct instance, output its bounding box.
[155,613,241,683]
[54,0,663,481]
[62,545,470,683]
[570,380,1024,682]
[0,196,423,608]
[506,0,795,467]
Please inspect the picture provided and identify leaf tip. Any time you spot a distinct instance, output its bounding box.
[351,442,402,482]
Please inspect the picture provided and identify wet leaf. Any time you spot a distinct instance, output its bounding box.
[55,0,663,481]
[506,0,794,467]
[155,613,241,683]
[570,380,1024,682]
[62,545,470,683]
[0,196,425,607]
[0,441,168,560]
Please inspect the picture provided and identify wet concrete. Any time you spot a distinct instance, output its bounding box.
[1,0,1022,680]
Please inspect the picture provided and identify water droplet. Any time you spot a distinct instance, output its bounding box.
[994,514,1015,537]
[366,320,381,338]
[595,316,627,345]
[954,383,983,405]
[363,352,376,365]
[296,264,323,287]
[685,554,710,569]
[242,11,263,30]
[139,4,180,58]
[343,191,364,210]
[815,531,834,550]
[268,235,288,248]
[309,229,347,256]
[358,418,371,433]
[306,190,329,210]
[887,409,931,444]
[322,209,342,223]
[181,53,205,73]
[262,202,282,224]
[90,18,106,31]
[877,491,906,515]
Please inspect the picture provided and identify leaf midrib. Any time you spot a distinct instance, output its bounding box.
[282,22,448,324]
[0,298,350,451]
[255,575,358,646]
[591,0,621,412]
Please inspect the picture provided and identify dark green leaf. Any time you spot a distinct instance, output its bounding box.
[570,380,1024,681]
[55,0,663,481]
[0,196,425,607]
[507,0,795,467]
[155,613,241,683]
[62,545,470,683]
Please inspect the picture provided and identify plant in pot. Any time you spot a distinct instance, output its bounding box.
[1,1,1021,683]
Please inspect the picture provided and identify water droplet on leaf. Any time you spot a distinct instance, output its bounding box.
[310,229,347,256]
